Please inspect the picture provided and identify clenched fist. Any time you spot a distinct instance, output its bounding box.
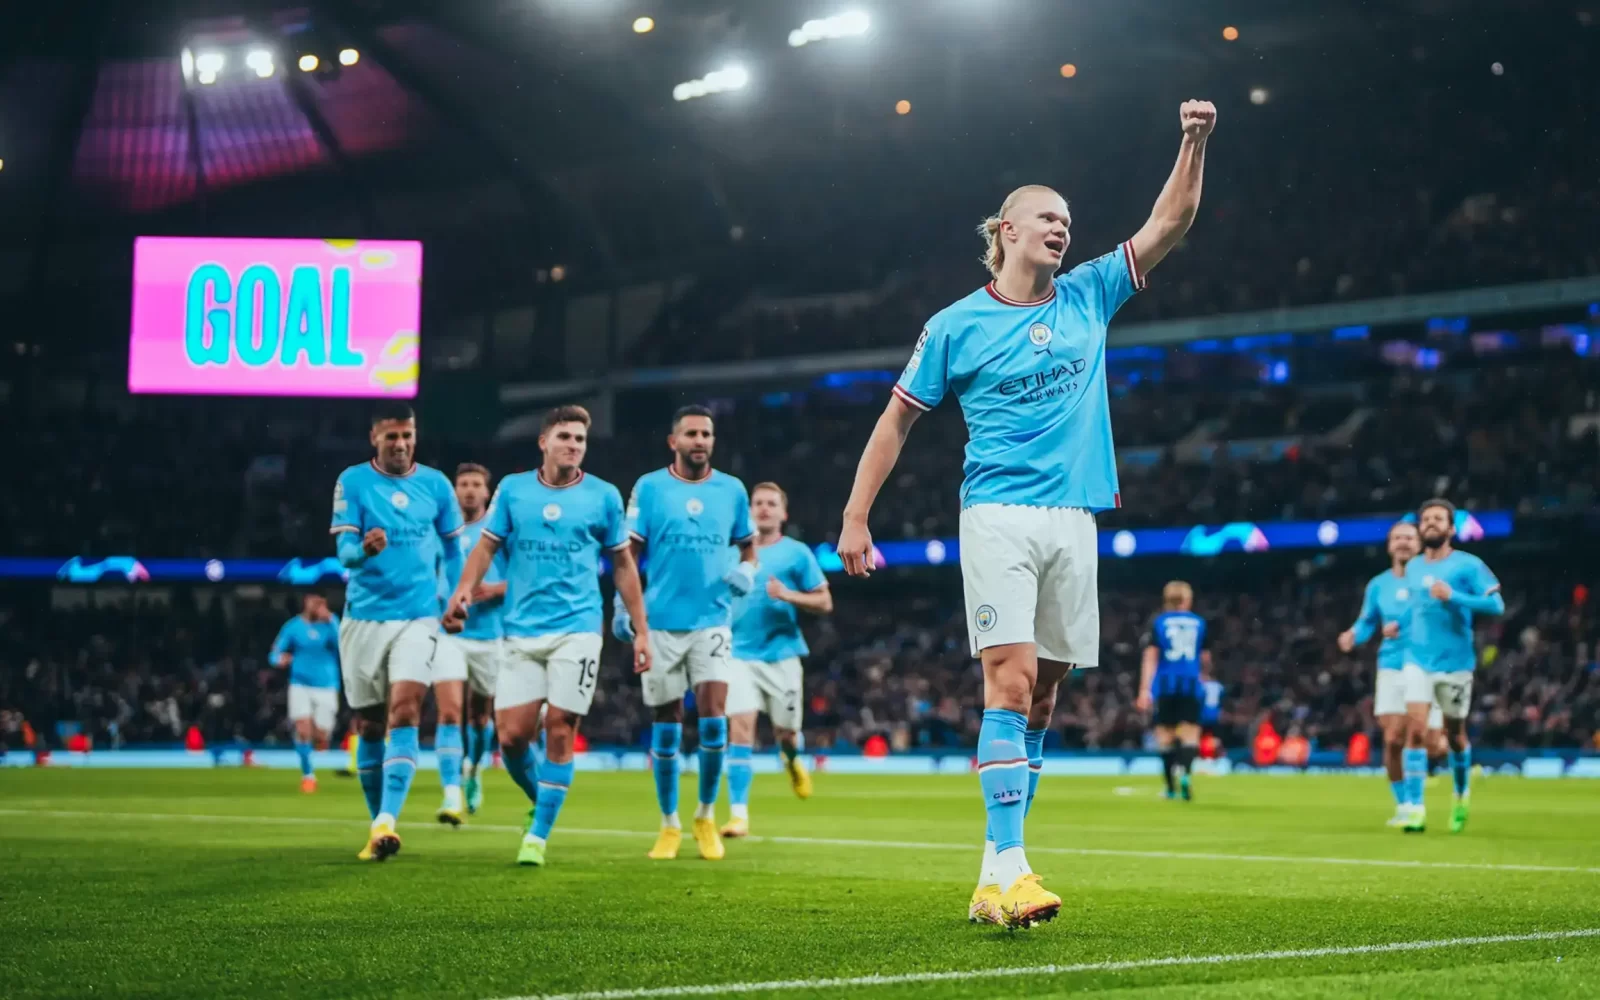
[1180,100,1217,140]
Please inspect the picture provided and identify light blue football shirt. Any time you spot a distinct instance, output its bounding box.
[732,536,828,663]
[450,516,507,641]
[1350,568,1414,671]
[893,243,1144,510]
[626,467,754,632]
[1403,549,1501,673]
[330,461,464,622]
[483,470,626,638]
[269,614,341,690]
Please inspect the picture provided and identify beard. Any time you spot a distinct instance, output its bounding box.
[1421,531,1448,550]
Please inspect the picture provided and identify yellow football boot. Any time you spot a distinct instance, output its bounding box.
[968,884,1004,925]
[647,825,683,860]
[786,754,813,799]
[363,821,402,862]
[436,805,464,827]
[720,816,750,839]
[999,874,1061,929]
[692,817,725,860]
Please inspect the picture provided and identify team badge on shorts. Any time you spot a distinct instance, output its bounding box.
[390,491,410,509]
[686,497,705,517]
[974,605,998,632]
[1028,323,1052,347]
[543,503,562,521]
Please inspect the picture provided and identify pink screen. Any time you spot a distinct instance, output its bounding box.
[128,237,423,398]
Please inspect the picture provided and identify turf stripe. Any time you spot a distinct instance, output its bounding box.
[4,808,1598,876]
[503,928,1600,1000]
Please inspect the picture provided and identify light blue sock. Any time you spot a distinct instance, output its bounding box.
[698,716,727,807]
[727,744,754,809]
[1024,728,1047,817]
[501,743,540,806]
[977,709,1029,853]
[435,724,464,793]
[1403,747,1427,808]
[532,758,576,840]
[1390,780,1406,806]
[651,723,682,818]
[293,739,314,779]
[356,737,385,819]
[468,721,496,770]
[1449,747,1471,798]
[379,726,420,820]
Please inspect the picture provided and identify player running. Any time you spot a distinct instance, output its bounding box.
[1137,581,1210,802]
[838,101,1217,928]
[721,482,832,838]
[448,463,507,816]
[614,404,757,862]
[447,405,648,866]
[331,403,466,861]
[1337,521,1446,827]
[268,593,341,793]
[1400,499,1503,834]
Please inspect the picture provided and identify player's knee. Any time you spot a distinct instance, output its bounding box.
[652,702,684,724]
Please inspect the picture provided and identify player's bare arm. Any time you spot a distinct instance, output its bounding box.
[444,533,501,632]
[1128,100,1216,273]
[839,394,923,577]
[768,577,834,615]
[1137,645,1159,712]
[611,544,652,673]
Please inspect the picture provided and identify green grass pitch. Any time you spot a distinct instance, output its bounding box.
[2,767,1598,999]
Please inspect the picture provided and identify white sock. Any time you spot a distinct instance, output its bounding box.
[979,840,998,887]
[373,812,396,830]
[995,846,1032,892]
[662,812,682,829]
[731,804,749,821]
[693,802,715,821]
[442,786,463,809]
[525,833,547,848]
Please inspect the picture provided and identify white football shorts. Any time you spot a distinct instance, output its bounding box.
[727,657,804,732]
[641,627,733,708]
[287,683,338,733]
[454,637,504,697]
[337,618,443,711]
[497,633,604,716]
[1376,668,1443,727]
[959,504,1099,666]
[1402,662,1472,721]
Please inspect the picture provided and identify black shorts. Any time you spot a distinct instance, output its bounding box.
[1155,694,1201,728]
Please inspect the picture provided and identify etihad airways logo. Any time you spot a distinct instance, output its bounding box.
[997,358,1087,400]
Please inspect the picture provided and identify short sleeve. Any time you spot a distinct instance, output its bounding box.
[1472,557,1502,597]
[796,544,828,592]
[599,485,628,551]
[626,478,651,545]
[1057,243,1145,324]
[434,473,465,539]
[483,484,512,542]
[330,470,361,535]
[729,482,753,544]
[892,316,953,412]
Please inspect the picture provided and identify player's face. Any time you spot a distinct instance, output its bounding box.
[1418,506,1454,549]
[751,489,786,531]
[302,595,328,620]
[669,415,714,471]
[1005,189,1071,273]
[540,422,588,472]
[370,419,416,473]
[1387,525,1420,562]
[455,473,489,515]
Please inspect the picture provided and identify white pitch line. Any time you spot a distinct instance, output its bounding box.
[3,809,1598,875]
[499,928,1600,1000]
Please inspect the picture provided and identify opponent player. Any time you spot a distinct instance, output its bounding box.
[614,404,757,862]
[449,462,507,816]
[1337,521,1446,826]
[1136,581,1209,802]
[331,403,465,861]
[1401,498,1503,834]
[447,405,649,866]
[838,101,1217,928]
[268,593,341,793]
[721,482,832,838]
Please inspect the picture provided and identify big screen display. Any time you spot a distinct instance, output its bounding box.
[128,237,423,397]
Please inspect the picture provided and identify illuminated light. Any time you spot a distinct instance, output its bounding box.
[1490,61,1504,75]
[788,10,870,48]
[673,65,748,101]
[339,48,359,66]
[0,158,5,172]
[299,53,319,72]
[246,49,275,79]
[195,51,226,75]
[550,265,567,282]
[197,71,218,86]
[181,49,195,79]
[1059,63,1077,78]
[633,16,654,33]
[894,99,911,115]
[1249,86,1269,105]
[1222,25,1239,41]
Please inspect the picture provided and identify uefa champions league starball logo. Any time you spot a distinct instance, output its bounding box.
[390,491,409,510]
[543,503,562,521]
[686,498,705,517]
[1028,323,1052,346]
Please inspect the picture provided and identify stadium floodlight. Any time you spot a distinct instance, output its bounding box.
[195,51,226,75]
[672,64,749,102]
[339,47,360,66]
[788,10,870,48]
[298,53,320,72]
[1249,87,1269,105]
[246,48,275,79]
[633,16,654,34]
[181,48,195,79]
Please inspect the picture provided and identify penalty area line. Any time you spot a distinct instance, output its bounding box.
[499,928,1600,1000]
